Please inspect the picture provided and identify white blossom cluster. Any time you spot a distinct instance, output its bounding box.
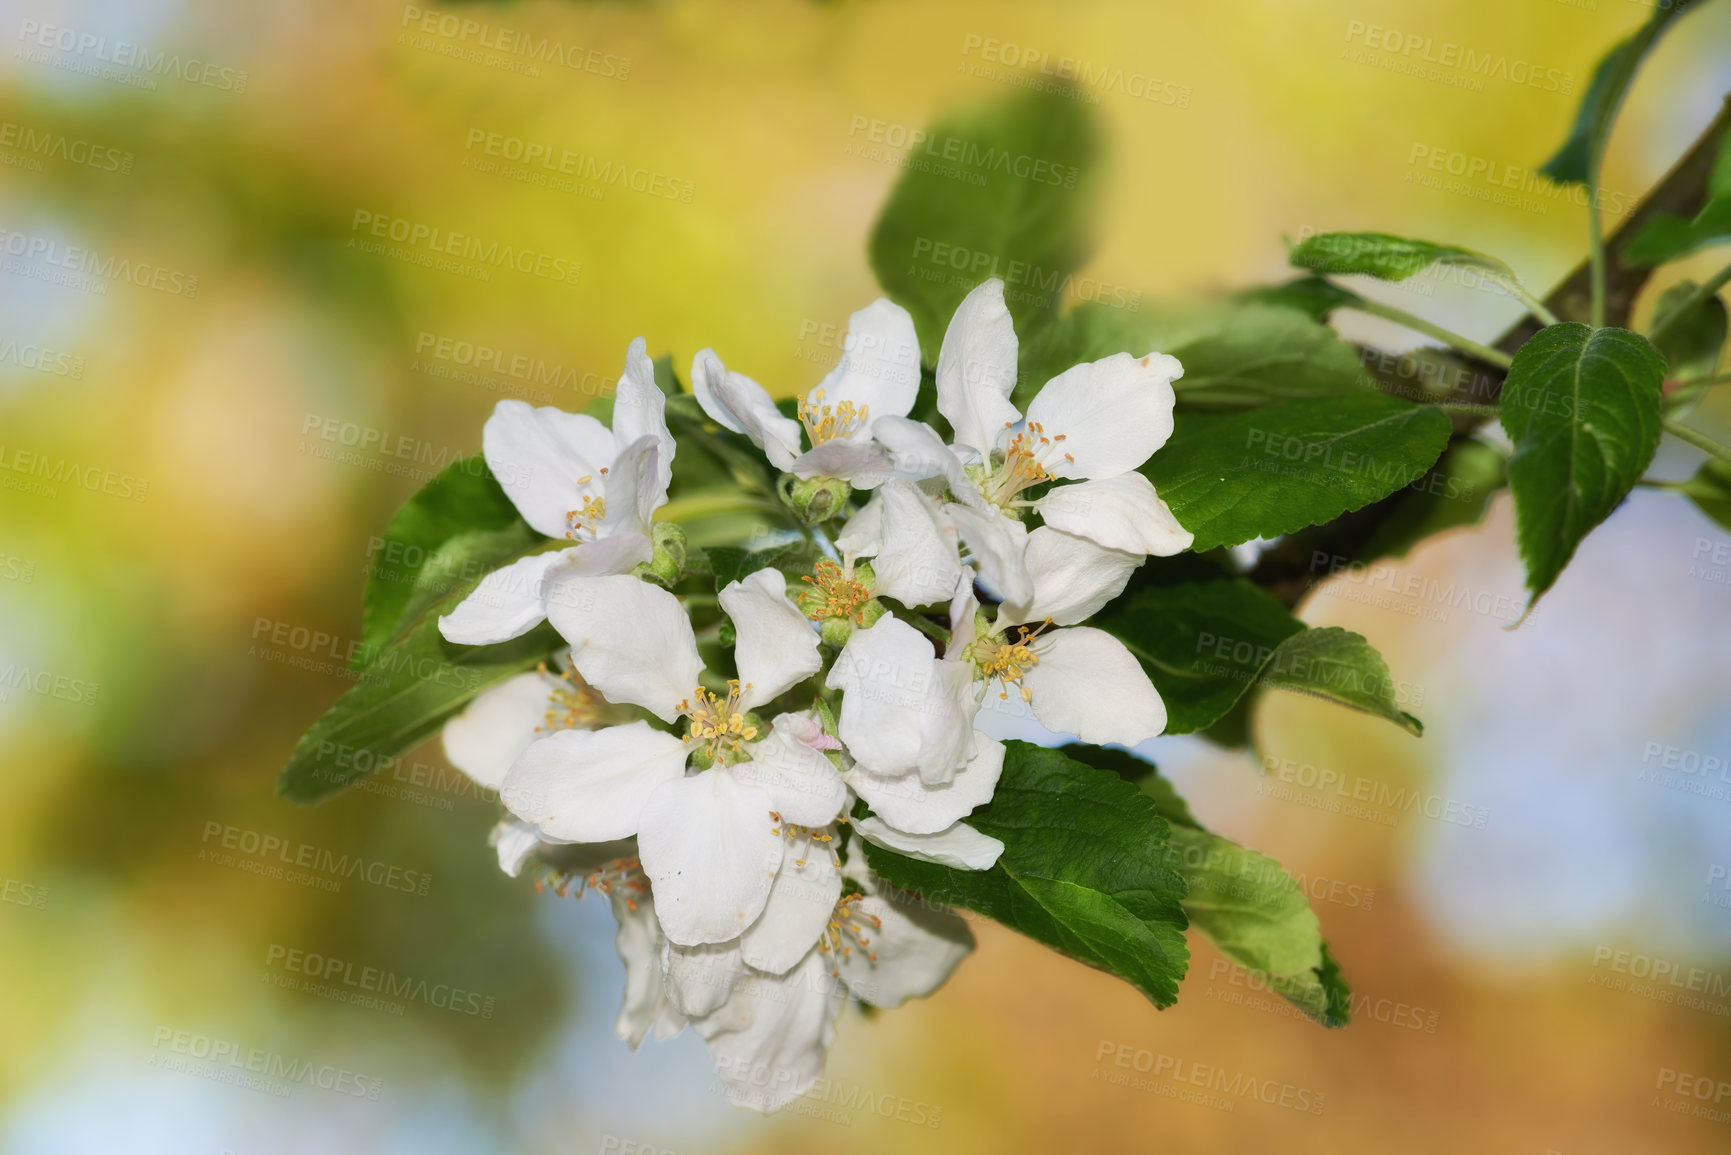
[435,279,1191,1111]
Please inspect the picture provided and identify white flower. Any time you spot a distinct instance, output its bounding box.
[824,614,980,785]
[503,567,845,947]
[694,869,973,1112]
[830,480,964,608]
[438,339,675,646]
[441,658,635,793]
[692,299,921,488]
[872,279,1192,603]
[950,569,1167,747]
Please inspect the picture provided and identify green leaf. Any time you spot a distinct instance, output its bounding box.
[1239,276,1363,321]
[1540,5,1692,184]
[1624,198,1731,266]
[1501,323,1667,599]
[1288,231,1516,286]
[355,456,538,668]
[1356,438,1508,563]
[1141,395,1452,551]
[280,600,560,803]
[863,741,1189,1007]
[1257,627,1423,736]
[869,87,1102,362]
[1681,458,1731,532]
[1094,576,1305,735]
[1062,745,1348,1027]
[704,541,822,592]
[1165,303,1374,411]
[1651,280,1729,378]
[1015,301,1180,406]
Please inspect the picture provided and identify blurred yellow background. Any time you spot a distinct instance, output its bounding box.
[3,1,1731,1152]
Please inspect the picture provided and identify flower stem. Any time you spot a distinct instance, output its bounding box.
[1345,297,1515,369]
[654,493,782,524]
[1650,260,1731,345]
[1662,417,1731,466]
[1587,185,1608,329]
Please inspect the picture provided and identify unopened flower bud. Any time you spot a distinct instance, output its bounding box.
[780,474,852,524]
[634,522,688,587]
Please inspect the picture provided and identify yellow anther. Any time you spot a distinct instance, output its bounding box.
[563,495,607,540]
[683,682,758,762]
[800,560,872,623]
[797,388,870,446]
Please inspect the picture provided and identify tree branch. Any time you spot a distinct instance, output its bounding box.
[1249,95,1731,608]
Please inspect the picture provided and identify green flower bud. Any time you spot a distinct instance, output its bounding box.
[779,473,852,524]
[634,521,688,587]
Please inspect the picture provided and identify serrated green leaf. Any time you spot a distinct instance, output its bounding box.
[355,456,538,668]
[1540,5,1692,184]
[1681,458,1731,532]
[1062,745,1347,1027]
[1257,627,1423,736]
[280,619,560,803]
[1141,395,1452,552]
[1166,303,1375,411]
[869,87,1101,362]
[1094,577,1305,735]
[1651,280,1729,378]
[1501,323,1666,599]
[1356,438,1508,563]
[1288,231,1514,286]
[863,741,1189,1007]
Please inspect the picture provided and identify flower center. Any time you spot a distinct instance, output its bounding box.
[563,494,606,541]
[821,891,882,971]
[799,560,872,624]
[965,619,1055,703]
[679,680,758,763]
[541,665,615,731]
[797,388,869,446]
[980,421,1072,508]
[767,819,840,869]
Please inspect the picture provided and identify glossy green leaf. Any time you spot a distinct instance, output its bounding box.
[280,597,560,804]
[869,87,1102,362]
[863,741,1190,1007]
[1288,231,1515,286]
[1094,577,1305,735]
[355,456,538,668]
[1239,276,1363,321]
[1501,323,1666,599]
[1141,395,1452,551]
[1651,280,1729,378]
[1540,5,1692,184]
[1167,303,1374,411]
[1258,627,1424,736]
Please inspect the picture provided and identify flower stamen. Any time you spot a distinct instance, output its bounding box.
[821,891,882,974]
[797,388,869,446]
[966,618,1056,703]
[800,559,872,624]
[678,680,758,763]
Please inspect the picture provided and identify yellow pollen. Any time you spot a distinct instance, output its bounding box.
[796,388,869,446]
[540,664,612,731]
[800,560,872,623]
[969,618,1056,703]
[538,856,647,910]
[983,421,1062,507]
[564,495,606,539]
[822,891,883,972]
[681,680,758,761]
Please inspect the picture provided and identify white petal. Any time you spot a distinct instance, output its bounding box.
[692,349,802,470]
[720,568,823,712]
[872,414,975,491]
[944,503,1032,609]
[1025,351,1181,479]
[598,434,664,544]
[740,849,842,975]
[871,481,962,608]
[854,816,1004,870]
[639,769,784,946]
[826,616,976,782]
[1034,473,1194,556]
[834,493,883,561]
[543,572,703,722]
[437,549,570,645]
[441,671,556,790]
[835,894,974,1009]
[936,279,1021,459]
[732,723,847,828]
[847,734,1003,835]
[815,298,921,424]
[695,950,847,1112]
[500,722,689,842]
[664,939,745,1018]
[999,526,1141,628]
[482,400,616,538]
[558,531,653,579]
[611,889,687,1047]
[486,817,543,877]
[1023,626,1167,745]
[946,570,980,658]
[612,337,675,501]
[790,437,892,488]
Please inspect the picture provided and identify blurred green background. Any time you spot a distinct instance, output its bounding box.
[3,1,1731,1151]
